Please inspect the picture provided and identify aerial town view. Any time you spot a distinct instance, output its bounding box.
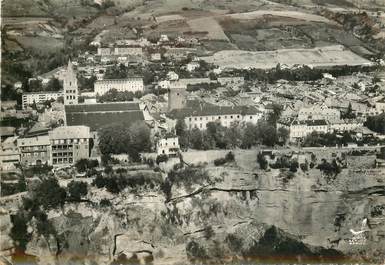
[1,0,385,264]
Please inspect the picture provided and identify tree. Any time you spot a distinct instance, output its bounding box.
[33,178,66,209]
[175,119,189,149]
[257,122,278,146]
[75,159,99,173]
[10,211,31,251]
[277,127,289,145]
[257,152,268,170]
[156,154,169,164]
[67,181,88,201]
[46,78,62,91]
[341,103,356,119]
[267,103,283,126]
[98,121,151,161]
[365,113,385,134]
[224,122,242,148]
[189,127,204,150]
[289,160,299,173]
[242,123,257,148]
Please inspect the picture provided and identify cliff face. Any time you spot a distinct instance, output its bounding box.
[1,166,384,265]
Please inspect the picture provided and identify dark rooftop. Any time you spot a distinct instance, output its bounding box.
[65,102,144,131]
[292,119,328,126]
[65,102,140,113]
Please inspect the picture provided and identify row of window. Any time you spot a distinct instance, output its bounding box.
[21,152,47,157]
[66,95,76,100]
[53,152,73,157]
[52,145,73,150]
[52,139,86,145]
[188,115,257,122]
[53,158,73,164]
[21,146,47,151]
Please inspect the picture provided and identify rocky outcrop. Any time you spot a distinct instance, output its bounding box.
[2,165,384,264]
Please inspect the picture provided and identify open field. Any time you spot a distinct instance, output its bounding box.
[187,17,229,41]
[201,45,373,70]
[227,10,338,25]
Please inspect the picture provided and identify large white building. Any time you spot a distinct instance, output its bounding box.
[49,126,90,166]
[94,78,144,96]
[22,91,63,109]
[168,101,262,130]
[278,118,329,141]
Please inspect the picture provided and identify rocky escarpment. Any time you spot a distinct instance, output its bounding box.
[1,163,384,265]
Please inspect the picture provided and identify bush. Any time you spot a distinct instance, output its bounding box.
[10,211,31,251]
[33,178,67,209]
[214,152,235,166]
[289,160,299,173]
[214,157,227,166]
[75,159,99,173]
[156,154,168,165]
[225,151,235,162]
[67,181,88,201]
[257,152,268,170]
[100,199,112,207]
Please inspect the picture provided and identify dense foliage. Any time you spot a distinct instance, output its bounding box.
[98,121,151,162]
[177,120,284,151]
[97,89,143,102]
[67,181,88,201]
[365,113,385,134]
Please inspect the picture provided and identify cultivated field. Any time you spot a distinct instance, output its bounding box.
[201,45,373,70]
[187,17,229,41]
[227,10,338,25]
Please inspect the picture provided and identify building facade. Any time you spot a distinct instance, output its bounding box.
[22,91,63,109]
[49,126,90,166]
[298,105,340,122]
[94,78,144,95]
[185,111,262,130]
[114,47,143,56]
[157,137,180,156]
[0,136,20,171]
[278,118,329,141]
[63,60,79,105]
[17,135,51,166]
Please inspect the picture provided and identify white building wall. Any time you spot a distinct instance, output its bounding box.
[22,92,63,109]
[94,79,144,95]
[157,137,180,156]
[185,113,262,130]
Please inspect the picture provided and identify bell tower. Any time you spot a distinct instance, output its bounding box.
[168,86,187,111]
[64,60,78,105]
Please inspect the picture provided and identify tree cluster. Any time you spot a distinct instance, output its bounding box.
[92,172,162,194]
[10,178,89,252]
[214,151,235,166]
[98,121,151,162]
[303,131,355,147]
[177,120,287,151]
[97,89,142,102]
[0,175,27,197]
[365,113,385,134]
[317,159,342,182]
[75,159,99,173]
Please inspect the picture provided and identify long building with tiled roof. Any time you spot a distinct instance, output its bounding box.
[65,102,144,131]
[168,100,262,130]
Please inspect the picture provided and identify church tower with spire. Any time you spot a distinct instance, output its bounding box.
[63,60,78,105]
